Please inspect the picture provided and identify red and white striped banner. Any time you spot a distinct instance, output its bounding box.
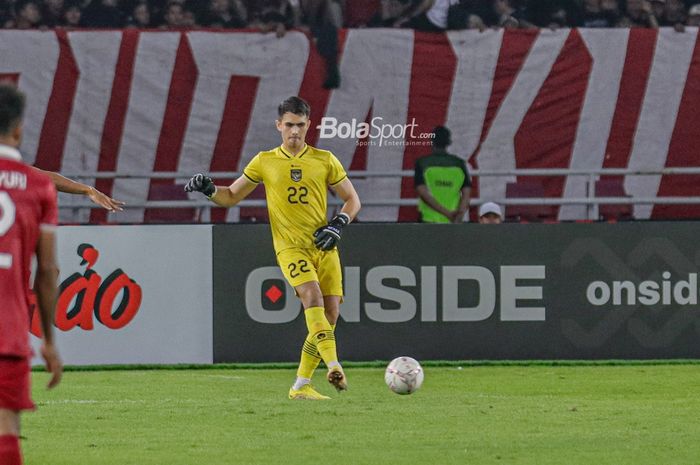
[5,28,700,222]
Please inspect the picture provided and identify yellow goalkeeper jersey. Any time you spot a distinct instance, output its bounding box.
[242,144,348,253]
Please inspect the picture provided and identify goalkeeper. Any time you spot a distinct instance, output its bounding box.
[186,96,361,400]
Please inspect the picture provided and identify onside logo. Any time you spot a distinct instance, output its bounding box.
[586,272,698,306]
[30,243,143,336]
[245,265,546,324]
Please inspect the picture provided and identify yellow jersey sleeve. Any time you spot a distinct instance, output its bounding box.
[243,153,263,183]
[327,153,348,186]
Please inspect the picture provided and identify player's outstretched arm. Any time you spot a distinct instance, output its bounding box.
[37,169,125,212]
[185,174,257,208]
[34,229,63,389]
[314,178,361,251]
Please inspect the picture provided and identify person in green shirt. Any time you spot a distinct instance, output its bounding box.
[414,126,471,223]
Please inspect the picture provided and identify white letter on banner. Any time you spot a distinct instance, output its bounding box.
[445,29,503,164]
[586,281,610,306]
[500,266,545,321]
[339,267,361,323]
[179,32,309,219]
[476,30,568,213]
[364,266,417,323]
[442,266,496,322]
[321,29,414,221]
[560,29,629,220]
[0,31,60,165]
[625,28,698,220]
[111,32,180,223]
[60,31,122,223]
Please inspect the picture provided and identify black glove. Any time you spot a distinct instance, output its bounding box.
[313,213,350,251]
[184,173,216,198]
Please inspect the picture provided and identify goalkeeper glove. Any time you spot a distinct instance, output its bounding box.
[184,173,216,198]
[313,213,350,251]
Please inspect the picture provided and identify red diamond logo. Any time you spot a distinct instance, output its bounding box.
[265,285,283,303]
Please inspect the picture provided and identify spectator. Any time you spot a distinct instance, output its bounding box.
[9,1,43,29]
[413,126,472,224]
[181,1,199,26]
[663,0,687,29]
[250,0,295,37]
[161,0,184,28]
[650,0,666,20]
[620,0,659,27]
[600,0,622,23]
[128,1,152,27]
[546,4,577,27]
[366,0,416,27]
[445,0,487,30]
[344,0,381,27]
[42,0,64,27]
[581,0,619,27]
[63,1,82,26]
[200,0,247,28]
[82,0,126,27]
[492,0,535,28]
[394,0,461,32]
[478,202,503,224]
[687,3,700,25]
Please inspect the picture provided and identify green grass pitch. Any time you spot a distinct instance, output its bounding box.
[24,363,700,465]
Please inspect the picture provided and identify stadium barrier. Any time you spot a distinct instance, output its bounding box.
[59,166,700,222]
[34,223,700,365]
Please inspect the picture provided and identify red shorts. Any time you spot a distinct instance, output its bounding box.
[0,357,35,412]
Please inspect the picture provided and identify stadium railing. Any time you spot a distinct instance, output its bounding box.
[58,167,700,221]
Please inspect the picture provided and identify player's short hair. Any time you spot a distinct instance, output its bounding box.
[432,126,451,148]
[0,83,25,136]
[278,96,310,119]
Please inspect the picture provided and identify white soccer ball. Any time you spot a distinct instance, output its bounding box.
[385,356,424,395]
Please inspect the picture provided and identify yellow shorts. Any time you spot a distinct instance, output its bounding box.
[276,247,343,297]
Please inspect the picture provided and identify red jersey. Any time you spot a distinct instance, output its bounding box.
[0,145,58,357]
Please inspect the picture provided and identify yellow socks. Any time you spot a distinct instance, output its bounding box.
[297,332,321,379]
[299,306,338,377]
[297,323,335,379]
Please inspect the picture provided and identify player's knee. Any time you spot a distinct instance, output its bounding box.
[0,410,20,436]
[296,282,323,307]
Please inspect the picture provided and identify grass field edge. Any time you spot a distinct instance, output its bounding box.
[31,358,700,372]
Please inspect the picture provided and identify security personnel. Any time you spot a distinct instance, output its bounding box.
[414,126,471,223]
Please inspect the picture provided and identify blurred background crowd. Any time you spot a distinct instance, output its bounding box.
[1,0,699,31]
[1,0,697,89]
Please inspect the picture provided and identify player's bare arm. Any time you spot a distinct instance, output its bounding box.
[313,178,361,251]
[185,173,257,208]
[451,186,471,224]
[37,168,125,212]
[332,178,361,221]
[34,229,63,389]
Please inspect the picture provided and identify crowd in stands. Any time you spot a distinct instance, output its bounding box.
[1,0,699,31]
[1,0,696,87]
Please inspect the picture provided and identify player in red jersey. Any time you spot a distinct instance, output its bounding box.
[0,84,63,465]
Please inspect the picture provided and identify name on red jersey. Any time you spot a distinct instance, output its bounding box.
[0,170,27,190]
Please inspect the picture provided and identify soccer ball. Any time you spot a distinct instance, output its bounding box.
[385,356,424,395]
